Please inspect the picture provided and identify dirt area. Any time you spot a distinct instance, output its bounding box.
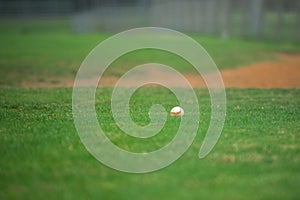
[186,54,300,88]
[21,54,300,88]
[222,54,300,88]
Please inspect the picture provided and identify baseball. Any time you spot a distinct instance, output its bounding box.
[170,106,184,117]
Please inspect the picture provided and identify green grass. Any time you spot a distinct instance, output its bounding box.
[0,19,300,86]
[0,19,300,199]
[0,88,299,199]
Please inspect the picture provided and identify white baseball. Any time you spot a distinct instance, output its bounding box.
[170,106,184,117]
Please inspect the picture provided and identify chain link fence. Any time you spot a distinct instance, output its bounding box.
[0,0,299,39]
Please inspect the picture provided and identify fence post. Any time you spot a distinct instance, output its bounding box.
[205,0,217,34]
[251,0,264,38]
[296,0,300,39]
[275,0,283,39]
[219,0,231,39]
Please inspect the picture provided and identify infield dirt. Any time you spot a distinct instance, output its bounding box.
[20,54,300,88]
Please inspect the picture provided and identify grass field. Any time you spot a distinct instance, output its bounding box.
[0,88,299,199]
[0,19,300,199]
[0,19,300,86]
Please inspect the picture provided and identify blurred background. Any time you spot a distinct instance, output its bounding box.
[0,0,299,87]
[0,0,299,39]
